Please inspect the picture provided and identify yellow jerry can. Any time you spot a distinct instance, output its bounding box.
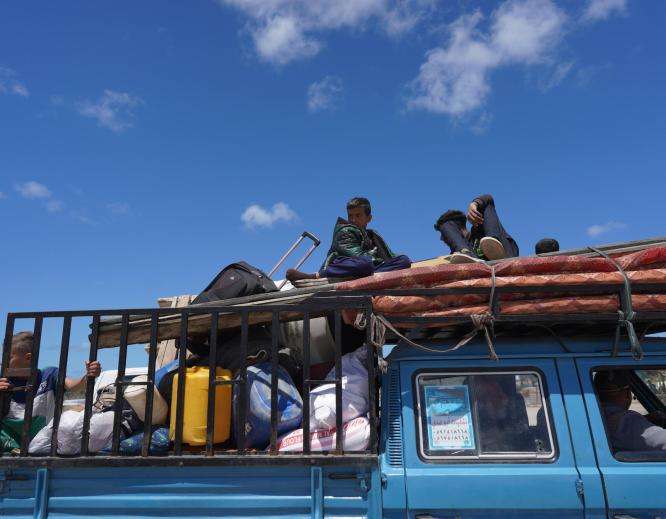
[169,366,232,446]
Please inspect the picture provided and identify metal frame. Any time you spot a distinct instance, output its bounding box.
[0,298,378,466]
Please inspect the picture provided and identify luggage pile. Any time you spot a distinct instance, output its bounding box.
[335,245,666,329]
[24,339,371,455]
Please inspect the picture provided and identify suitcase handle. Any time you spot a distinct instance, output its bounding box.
[301,231,321,247]
[268,231,321,288]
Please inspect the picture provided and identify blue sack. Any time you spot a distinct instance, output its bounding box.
[233,362,303,449]
[101,427,170,456]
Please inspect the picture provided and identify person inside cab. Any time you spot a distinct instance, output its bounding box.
[286,197,411,282]
[595,370,666,451]
[434,194,519,263]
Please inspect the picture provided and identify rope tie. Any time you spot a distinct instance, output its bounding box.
[353,263,499,360]
[589,247,643,360]
[456,313,498,361]
[353,311,386,348]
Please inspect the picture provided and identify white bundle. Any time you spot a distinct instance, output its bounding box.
[277,416,370,452]
[309,347,369,430]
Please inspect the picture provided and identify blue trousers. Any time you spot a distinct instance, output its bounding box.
[321,255,412,279]
[439,204,518,258]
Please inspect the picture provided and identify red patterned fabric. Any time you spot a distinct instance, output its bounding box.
[336,246,666,325]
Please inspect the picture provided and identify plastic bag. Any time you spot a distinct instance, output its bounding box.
[1,417,45,453]
[29,409,117,455]
[309,347,368,430]
[101,426,170,456]
[277,416,370,452]
[233,362,302,449]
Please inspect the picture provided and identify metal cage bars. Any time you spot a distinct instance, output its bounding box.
[0,298,377,461]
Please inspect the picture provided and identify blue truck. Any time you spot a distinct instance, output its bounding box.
[3,330,666,518]
[2,249,666,518]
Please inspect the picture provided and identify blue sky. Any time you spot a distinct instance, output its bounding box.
[1,0,665,374]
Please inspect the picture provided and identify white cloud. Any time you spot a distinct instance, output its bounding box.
[107,202,131,215]
[14,181,65,213]
[407,0,567,117]
[217,0,434,64]
[70,211,96,225]
[384,0,437,36]
[50,95,65,106]
[241,202,298,229]
[0,67,29,98]
[582,0,627,23]
[587,221,627,237]
[15,181,52,199]
[575,62,611,86]
[46,199,64,213]
[0,192,6,199]
[307,76,343,113]
[539,60,575,91]
[470,111,493,135]
[77,89,143,133]
[12,83,29,98]
[255,16,321,64]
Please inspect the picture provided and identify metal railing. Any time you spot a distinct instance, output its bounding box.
[0,297,377,465]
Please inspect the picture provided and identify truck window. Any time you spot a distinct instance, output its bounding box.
[593,368,666,460]
[415,371,555,461]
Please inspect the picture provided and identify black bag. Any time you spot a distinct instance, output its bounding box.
[192,261,278,304]
[186,326,273,372]
[92,380,143,435]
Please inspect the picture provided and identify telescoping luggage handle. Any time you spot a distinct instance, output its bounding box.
[268,231,321,289]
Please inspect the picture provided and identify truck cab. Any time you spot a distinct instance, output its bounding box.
[381,333,666,518]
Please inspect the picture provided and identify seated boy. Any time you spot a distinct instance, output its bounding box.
[287,197,411,281]
[434,194,519,263]
[0,331,101,452]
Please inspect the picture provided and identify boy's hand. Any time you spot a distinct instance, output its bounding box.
[0,378,14,392]
[467,202,484,226]
[85,360,101,378]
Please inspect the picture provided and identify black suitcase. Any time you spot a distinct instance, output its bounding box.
[192,261,277,304]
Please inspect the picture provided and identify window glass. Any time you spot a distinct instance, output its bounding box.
[636,369,666,406]
[416,372,554,460]
[594,368,666,460]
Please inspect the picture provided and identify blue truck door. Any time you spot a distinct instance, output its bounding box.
[577,355,666,518]
[401,358,585,519]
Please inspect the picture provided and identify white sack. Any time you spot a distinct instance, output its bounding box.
[29,410,116,455]
[309,347,369,430]
[277,416,370,452]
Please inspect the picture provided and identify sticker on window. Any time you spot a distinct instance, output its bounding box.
[425,385,475,450]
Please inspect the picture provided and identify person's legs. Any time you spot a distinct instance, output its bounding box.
[439,221,473,254]
[480,204,519,258]
[321,256,374,279]
[375,254,412,273]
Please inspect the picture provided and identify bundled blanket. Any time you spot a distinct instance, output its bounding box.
[336,246,666,325]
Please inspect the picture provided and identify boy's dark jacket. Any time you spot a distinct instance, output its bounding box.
[322,217,395,269]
